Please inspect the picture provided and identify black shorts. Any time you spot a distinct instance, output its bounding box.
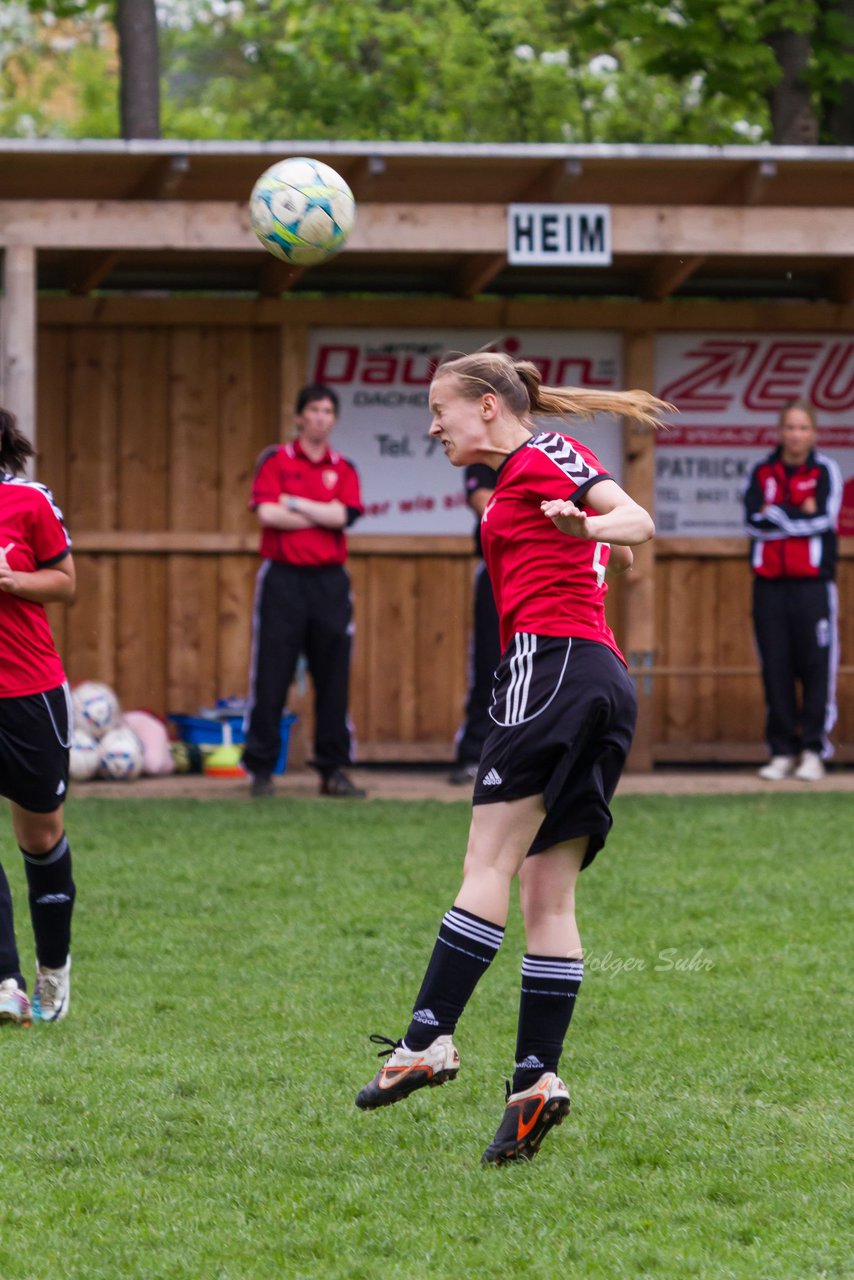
[472,636,637,868]
[0,683,72,813]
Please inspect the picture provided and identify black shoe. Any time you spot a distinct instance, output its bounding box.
[250,774,275,798]
[481,1073,571,1166]
[449,762,478,785]
[320,769,366,798]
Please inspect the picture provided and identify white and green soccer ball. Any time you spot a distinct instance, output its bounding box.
[249,157,356,266]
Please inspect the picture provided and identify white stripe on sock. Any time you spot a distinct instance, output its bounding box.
[444,908,503,950]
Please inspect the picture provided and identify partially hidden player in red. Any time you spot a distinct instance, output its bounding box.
[355,351,669,1165]
[0,408,77,1027]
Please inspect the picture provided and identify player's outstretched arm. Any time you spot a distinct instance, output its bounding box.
[541,479,654,546]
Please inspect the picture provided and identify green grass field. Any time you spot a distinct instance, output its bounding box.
[1,792,851,1280]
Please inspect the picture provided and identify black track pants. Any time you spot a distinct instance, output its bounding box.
[243,561,354,776]
[752,577,838,757]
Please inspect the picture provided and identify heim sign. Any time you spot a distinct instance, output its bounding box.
[507,204,612,266]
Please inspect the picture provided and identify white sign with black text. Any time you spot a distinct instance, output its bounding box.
[507,204,612,266]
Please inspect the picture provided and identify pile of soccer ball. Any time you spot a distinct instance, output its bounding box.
[69,681,171,782]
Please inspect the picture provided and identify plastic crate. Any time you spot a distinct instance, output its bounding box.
[168,710,296,775]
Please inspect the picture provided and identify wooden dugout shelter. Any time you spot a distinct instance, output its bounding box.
[1,138,853,770]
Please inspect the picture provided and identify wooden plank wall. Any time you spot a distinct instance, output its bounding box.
[35,305,851,765]
[39,322,276,719]
[36,322,480,762]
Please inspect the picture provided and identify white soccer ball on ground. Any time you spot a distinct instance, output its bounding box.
[249,157,356,265]
[72,681,121,741]
[97,725,144,781]
[69,728,99,781]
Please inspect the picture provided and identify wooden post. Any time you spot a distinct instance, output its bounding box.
[0,246,37,454]
[622,329,657,772]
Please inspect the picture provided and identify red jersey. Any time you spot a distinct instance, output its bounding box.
[250,439,363,567]
[0,473,71,696]
[480,431,623,662]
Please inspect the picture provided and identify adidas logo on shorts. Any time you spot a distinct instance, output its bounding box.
[482,768,503,786]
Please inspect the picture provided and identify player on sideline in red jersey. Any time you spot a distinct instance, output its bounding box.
[355,351,669,1165]
[0,408,77,1027]
[242,384,365,799]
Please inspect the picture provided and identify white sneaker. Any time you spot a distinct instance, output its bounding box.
[0,978,33,1026]
[794,751,825,782]
[355,1033,460,1109]
[758,755,796,781]
[34,955,71,1023]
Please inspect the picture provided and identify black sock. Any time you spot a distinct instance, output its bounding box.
[22,835,75,970]
[512,955,584,1093]
[405,906,505,1049]
[0,861,24,987]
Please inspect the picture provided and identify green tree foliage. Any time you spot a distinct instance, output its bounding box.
[2,0,853,142]
[564,0,854,142]
[157,0,770,142]
[0,2,118,137]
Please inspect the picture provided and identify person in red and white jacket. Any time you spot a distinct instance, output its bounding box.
[355,350,669,1167]
[0,408,77,1027]
[743,398,842,782]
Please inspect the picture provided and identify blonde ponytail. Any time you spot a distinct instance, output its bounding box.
[436,351,672,429]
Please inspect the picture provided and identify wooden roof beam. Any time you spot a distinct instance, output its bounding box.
[4,202,852,258]
[453,252,507,298]
[720,159,778,206]
[642,254,706,301]
[519,158,584,203]
[66,250,123,295]
[130,154,191,200]
[827,259,854,303]
[258,258,307,296]
[347,154,387,193]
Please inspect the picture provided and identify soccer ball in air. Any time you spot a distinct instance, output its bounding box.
[249,157,356,265]
[72,681,120,741]
[69,728,99,781]
[97,725,144,781]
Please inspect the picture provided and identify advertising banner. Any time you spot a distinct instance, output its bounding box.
[307,329,624,535]
[656,334,854,537]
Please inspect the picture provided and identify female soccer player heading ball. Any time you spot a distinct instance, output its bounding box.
[355,351,668,1165]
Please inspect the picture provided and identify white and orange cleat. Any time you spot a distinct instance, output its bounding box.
[481,1072,571,1165]
[355,1034,460,1109]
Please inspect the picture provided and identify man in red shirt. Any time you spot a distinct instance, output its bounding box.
[242,385,365,798]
